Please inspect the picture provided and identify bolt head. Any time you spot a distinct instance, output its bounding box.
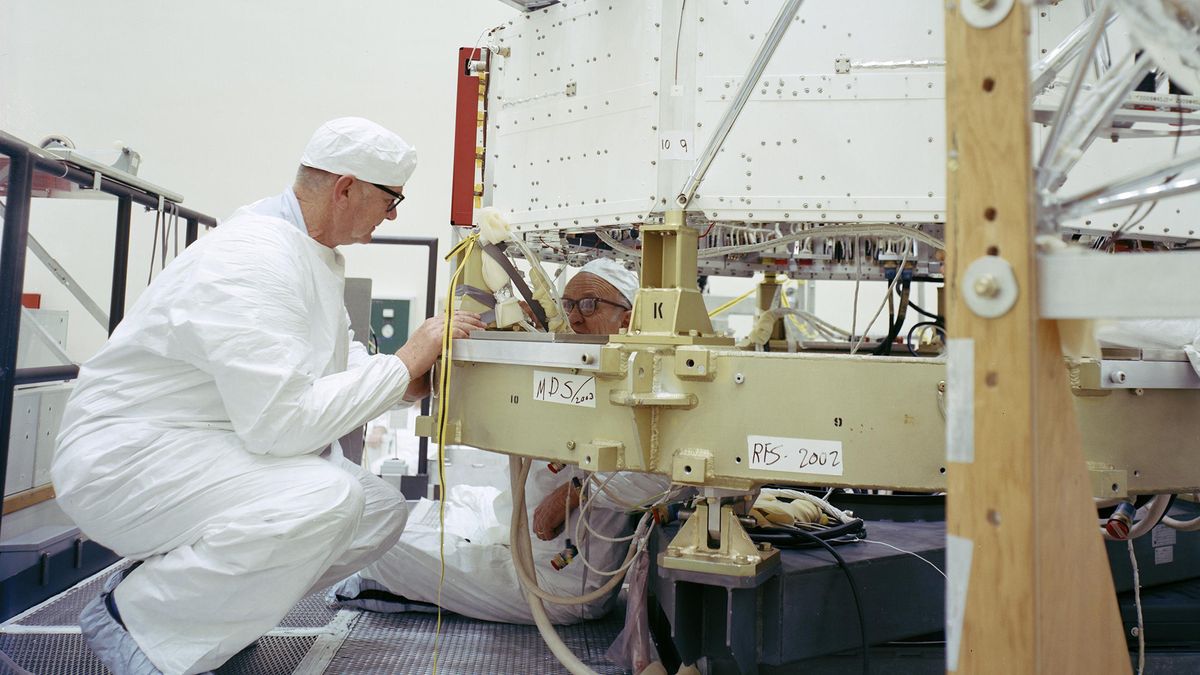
[973,274,1001,299]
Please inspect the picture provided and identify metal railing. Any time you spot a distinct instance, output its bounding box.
[0,130,217,534]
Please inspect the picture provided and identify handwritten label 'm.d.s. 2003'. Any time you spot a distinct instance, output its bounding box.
[747,435,844,476]
[532,370,596,408]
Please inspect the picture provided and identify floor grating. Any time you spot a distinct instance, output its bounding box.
[0,563,629,674]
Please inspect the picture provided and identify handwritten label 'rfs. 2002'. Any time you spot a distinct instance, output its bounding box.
[532,370,596,408]
[747,435,844,477]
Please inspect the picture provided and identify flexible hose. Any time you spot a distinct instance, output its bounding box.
[510,457,601,675]
[1162,514,1200,531]
[1101,493,1172,541]
[508,458,635,605]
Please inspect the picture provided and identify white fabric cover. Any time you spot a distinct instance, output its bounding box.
[52,189,411,675]
[300,117,417,186]
[350,463,671,624]
[1096,319,1200,375]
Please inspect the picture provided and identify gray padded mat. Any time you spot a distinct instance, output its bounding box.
[0,633,316,675]
[323,610,626,674]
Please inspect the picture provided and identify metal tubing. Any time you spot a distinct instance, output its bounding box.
[0,149,34,535]
[1030,10,1119,95]
[1036,0,1112,192]
[369,235,439,476]
[1050,146,1200,220]
[109,196,132,334]
[676,0,804,207]
[14,365,80,386]
[186,218,198,246]
[1039,50,1152,201]
[1052,175,1200,222]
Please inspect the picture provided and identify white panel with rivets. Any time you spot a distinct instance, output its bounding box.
[690,0,945,225]
[488,0,663,232]
[485,0,946,232]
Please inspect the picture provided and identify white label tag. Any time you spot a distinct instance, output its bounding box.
[946,339,975,464]
[746,435,844,476]
[945,534,974,672]
[532,370,596,408]
[1152,524,1177,548]
[1155,545,1174,565]
[659,130,694,160]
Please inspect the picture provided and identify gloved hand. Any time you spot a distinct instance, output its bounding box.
[531,478,582,540]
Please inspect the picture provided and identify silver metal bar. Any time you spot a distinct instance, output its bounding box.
[1039,250,1200,319]
[849,59,945,70]
[1031,10,1119,95]
[20,307,74,365]
[26,234,110,329]
[675,0,804,208]
[1101,359,1200,389]
[451,336,603,371]
[1036,0,1113,193]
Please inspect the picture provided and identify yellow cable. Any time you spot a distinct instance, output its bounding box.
[707,286,756,318]
[432,234,477,674]
[778,279,816,338]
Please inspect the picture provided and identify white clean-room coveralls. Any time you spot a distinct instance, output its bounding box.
[52,189,410,675]
[342,461,670,624]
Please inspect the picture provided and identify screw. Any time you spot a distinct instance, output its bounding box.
[1110,371,1127,384]
[734,373,745,384]
[566,440,576,450]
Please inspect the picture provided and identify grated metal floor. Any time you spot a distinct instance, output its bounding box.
[0,562,628,674]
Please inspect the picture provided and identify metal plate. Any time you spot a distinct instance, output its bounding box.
[322,608,625,674]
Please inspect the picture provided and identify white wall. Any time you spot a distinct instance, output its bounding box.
[1,1,936,360]
[2,1,517,360]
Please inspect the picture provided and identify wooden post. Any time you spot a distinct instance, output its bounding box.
[944,4,1130,673]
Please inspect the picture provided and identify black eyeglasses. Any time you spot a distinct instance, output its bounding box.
[370,183,405,211]
[562,297,631,317]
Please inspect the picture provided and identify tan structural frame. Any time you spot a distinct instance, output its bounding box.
[944,5,1129,673]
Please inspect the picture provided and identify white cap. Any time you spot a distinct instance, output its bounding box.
[300,117,417,186]
[579,258,638,306]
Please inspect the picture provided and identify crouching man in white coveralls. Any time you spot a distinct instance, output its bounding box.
[51,117,486,675]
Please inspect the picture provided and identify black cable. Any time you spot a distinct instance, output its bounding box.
[905,297,940,321]
[748,517,867,548]
[906,321,945,356]
[872,278,911,356]
[778,525,871,675]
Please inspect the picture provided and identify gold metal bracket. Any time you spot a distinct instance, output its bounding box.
[618,210,733,347]
[661,499,779,577]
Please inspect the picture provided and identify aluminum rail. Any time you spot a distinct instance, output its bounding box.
[675,0,804,208]
[369,235,439,480]
[0,131,218,227]
[0,129,218,538]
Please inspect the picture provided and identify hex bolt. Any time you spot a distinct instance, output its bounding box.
[973,274,1001,299]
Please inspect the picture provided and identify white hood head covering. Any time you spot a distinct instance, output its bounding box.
[300,117,417,186]
[579,258,638,306]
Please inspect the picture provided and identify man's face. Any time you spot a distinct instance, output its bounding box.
[330,179,401,245]
[563,272,632,335]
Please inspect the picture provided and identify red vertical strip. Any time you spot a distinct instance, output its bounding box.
[450,47,482,227]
